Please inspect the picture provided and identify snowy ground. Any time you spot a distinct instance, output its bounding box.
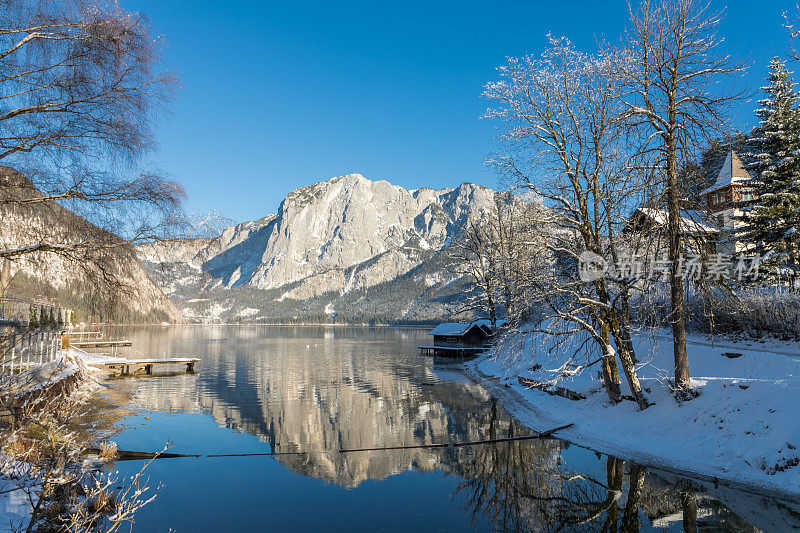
[467,328,800,502]
[2,357,83,397]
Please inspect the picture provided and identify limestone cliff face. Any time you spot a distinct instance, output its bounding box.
[139,173,499,322]
[203,174,495,291]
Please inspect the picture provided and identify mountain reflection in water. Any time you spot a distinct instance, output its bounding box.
[107,326,800,532]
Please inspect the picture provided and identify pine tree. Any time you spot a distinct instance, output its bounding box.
[741,58,800,283]
[28,305,38,328]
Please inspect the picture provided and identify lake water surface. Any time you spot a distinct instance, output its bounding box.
[101,326,800,532]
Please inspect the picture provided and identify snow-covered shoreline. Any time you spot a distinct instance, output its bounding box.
[465,330,800,504]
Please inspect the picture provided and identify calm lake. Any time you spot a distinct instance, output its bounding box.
[100,326,799,532]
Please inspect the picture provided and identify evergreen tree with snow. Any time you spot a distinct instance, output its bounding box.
[741,58,800,284]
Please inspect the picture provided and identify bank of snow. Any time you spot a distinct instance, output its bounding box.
[467,329,800,502]
[2,354,94,400]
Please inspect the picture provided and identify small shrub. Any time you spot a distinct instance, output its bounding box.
[88,488,116,514]
[98,441,118,460]
[629,285,800,339]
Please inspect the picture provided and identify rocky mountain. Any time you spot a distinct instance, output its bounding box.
[139,173,500,323]
[0,166,183,323]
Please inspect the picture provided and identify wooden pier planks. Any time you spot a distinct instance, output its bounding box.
[101,357,200,375]
[71,339,133,348]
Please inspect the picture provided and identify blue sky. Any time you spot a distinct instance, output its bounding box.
[127,0,794,223]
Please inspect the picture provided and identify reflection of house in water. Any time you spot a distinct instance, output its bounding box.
[639,469,800,532]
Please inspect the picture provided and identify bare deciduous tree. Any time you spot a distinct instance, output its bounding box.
[0,0,186,296]
[448,195,543,330]
[484,36,650,409]
[620,0,747,389]
[784,3,800,60]
[449,216,502,330]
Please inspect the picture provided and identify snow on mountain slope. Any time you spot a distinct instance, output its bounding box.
[0,166,183,323]
[139,173,499,322]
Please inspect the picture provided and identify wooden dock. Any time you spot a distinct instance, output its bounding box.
[95,357,200,375]
[418,345,485,357]
[71,339,133,349]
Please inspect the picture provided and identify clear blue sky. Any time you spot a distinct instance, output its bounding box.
[127,0,794,223]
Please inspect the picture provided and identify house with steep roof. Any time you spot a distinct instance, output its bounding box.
[699,150,758,253]
[624,150,758,255]
[625,207,719,238]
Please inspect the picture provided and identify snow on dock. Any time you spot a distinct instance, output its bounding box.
[71,347,199,375]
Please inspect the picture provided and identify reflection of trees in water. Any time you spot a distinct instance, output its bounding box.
[456,418,559,531]
[457,440,652,533]
[118,327,798,531]
[453,427,791,533]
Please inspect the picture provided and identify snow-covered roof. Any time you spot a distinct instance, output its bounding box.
[633,207,719,234]
[429,321,489,337]
[700,151,753,196]
[429,322,472,336]
[471,318,508,334]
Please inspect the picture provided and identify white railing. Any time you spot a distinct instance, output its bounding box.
[1,297,71,374]
[1,330,65,374]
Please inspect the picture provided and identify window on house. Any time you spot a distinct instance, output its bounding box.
[740,189,753,201]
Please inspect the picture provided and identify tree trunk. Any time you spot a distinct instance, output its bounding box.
[603,457,624,532]
[607,312,650,410]
[614,339,650,410]
[681,490,698,533]
[618,290,638,364]
[600,320,622,403]
[0,259,11,298]
[489,297,497,332]
[622,464,645,532]
[667,135,690,388]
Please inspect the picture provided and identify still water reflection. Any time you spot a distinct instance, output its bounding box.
[103,326,799,532]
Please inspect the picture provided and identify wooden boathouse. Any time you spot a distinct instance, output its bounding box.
[418,321,494,356]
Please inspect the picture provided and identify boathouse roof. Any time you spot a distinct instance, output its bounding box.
[428,321,494,337]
